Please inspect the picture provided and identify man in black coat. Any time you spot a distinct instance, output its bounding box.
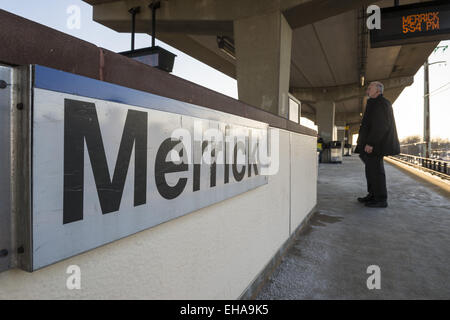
[354,81,400,208]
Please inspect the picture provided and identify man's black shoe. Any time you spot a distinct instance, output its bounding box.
[365,200,388,208]
[357,194,374,203]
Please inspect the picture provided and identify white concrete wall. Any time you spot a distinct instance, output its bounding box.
[290,132,318,233]
[0,129,317,299]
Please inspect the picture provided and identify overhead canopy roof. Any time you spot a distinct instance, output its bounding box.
[83,0,439,125]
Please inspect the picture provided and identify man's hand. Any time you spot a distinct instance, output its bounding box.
[364,144,373,154]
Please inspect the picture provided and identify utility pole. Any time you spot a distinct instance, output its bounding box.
[424,59,430,158]
[423,45,448,158]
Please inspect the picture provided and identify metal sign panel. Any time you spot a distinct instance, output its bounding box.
[30,65,269,270]
[0,66,12,272]
[370,0,450,48]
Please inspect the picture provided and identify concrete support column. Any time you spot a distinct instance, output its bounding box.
[348,124,360,146]
[348,130,356,146]
[344,125,350,145]
[234,11,292,118]
[335,120,346,147]
[315,100,335,143]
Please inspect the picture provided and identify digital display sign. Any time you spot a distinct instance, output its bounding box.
[370,0,450,48]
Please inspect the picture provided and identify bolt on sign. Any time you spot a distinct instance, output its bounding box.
[370,0,450,48]
[6,65,277,271]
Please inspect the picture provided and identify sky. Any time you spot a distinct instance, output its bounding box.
[392,40,450,140]
[1,0,449,140]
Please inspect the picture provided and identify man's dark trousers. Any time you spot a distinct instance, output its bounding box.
[359,153,387,201]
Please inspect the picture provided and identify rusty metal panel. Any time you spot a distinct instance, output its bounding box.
[10,65,33,272]
[0,65,12,272]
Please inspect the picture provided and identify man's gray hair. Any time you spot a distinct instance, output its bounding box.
[371,81,384,94]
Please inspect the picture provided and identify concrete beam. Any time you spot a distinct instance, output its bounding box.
[301,102,316,114]
[291,76,414,103]
[87,0,374,34]
[157,33,236,79]
[302,112,316,122]
[304,112,361,126]
[84,0,118,4]
[86,0,314,13]
[304,108,361,125]
[283,0,374,29]
[92,1,234,35]
[335,112,362,125]
[89,0,315,35]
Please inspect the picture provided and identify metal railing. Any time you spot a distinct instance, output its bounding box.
[389,153,450,181]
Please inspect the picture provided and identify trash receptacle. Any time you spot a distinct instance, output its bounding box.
[329,141,342,163]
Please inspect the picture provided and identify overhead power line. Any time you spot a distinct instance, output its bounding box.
[430,85,450,97]
[424,82,450,97]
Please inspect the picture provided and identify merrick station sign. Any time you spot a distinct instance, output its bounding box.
[370,0,450,48]
[6,65,279,271]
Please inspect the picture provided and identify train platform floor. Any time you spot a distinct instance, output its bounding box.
[255,155,450,299]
